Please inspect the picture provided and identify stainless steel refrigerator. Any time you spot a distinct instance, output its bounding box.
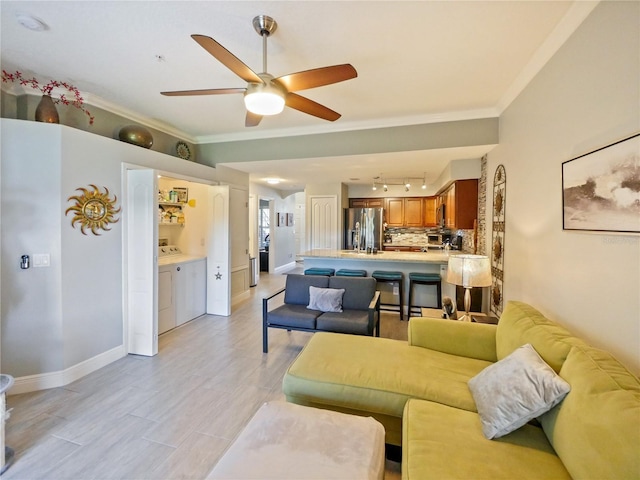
[344,208,384,251]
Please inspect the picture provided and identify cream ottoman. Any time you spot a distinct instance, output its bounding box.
[207,401,386,480]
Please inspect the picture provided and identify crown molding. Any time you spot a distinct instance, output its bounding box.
[1,86,197,143]
[82,92,197,143]
[194,107,500,144]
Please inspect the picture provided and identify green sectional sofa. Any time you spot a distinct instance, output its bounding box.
[283,301,640,479]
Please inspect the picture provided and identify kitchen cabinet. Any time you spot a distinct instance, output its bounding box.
[438,179,478,229]
[404,197,424,227]
[384,198,405,226]
[383,245,424,252]
[349,198,384,208]
[423,196,438,227]
[384,197,427,227]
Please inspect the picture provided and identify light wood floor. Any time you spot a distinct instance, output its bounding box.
[5,270,406,479]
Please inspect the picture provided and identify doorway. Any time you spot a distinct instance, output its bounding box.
[259,199,270,272]
[123,165,231,356]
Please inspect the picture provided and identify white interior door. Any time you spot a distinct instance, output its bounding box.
[309,195,338,250]
[126,168,158,356]
[207,185,230,316]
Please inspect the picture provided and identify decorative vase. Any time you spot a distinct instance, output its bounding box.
[118,125,153,149]
[35,95,59,124]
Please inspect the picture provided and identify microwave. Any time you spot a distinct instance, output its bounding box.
[427,234,442,245]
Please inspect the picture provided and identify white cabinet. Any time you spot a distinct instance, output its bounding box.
[158,267,175,334]
[158,258,206,333]
[175,259,207,327]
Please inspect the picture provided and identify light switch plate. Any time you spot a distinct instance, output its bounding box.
[33,254,50,267]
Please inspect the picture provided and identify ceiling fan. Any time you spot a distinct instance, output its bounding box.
[161,15,357,127]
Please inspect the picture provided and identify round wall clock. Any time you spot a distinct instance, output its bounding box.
[176,141,191,160]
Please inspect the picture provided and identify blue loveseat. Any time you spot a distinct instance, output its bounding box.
[262,274,380,353]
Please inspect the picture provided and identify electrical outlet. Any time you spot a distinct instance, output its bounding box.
[393,286,399,295]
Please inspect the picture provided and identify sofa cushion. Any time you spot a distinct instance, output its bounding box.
[329,276,377,310]
[540,345,640,480]
[268,304,322,329]
[284,274,329,305]
[468,343,570,439]
[316,310,370,335]
[496,301,586,372]
[402,399,571,480]
[307,286,345,313]
[283,332,492,445]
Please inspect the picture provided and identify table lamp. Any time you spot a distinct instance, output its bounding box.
[446,255,492,322]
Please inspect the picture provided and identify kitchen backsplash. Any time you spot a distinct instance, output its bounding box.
[386,227,475,251]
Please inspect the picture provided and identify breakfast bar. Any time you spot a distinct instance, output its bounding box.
[301,249,458,316]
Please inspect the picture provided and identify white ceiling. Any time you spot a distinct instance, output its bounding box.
[1,1,596,190]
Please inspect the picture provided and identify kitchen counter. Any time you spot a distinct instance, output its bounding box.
[158,254,206,267]
[302,249,455,263]
[301,249,459,312]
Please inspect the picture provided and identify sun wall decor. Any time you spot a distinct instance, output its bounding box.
[65,184,121,235]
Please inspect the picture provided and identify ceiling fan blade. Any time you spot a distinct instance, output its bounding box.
[191,34,263,84]
[161,87,246,96]
[245,111,263,127]
[275,64,357,92]
[285,93,341,121]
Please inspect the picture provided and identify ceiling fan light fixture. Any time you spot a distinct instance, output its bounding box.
[244,77,285,116]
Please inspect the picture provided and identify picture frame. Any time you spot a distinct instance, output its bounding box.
[286,213,294,226]
[562,133,639,234]
[277,212,286,227]
[173,187,188,203]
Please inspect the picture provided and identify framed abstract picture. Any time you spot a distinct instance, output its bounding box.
[277,212,286,227]
[286,213,294,226]
[562,133,639,234]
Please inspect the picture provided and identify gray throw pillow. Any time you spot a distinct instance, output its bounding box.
[307,286,345,313]
[468,343,571,439]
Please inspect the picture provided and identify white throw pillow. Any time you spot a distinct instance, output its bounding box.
[307,286,345,313]
[468,343,571,439]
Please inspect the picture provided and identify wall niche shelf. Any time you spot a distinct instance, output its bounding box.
[159,202,185,226]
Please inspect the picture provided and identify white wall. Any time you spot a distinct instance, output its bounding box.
[0,119,232,384]
[486,1,640,373]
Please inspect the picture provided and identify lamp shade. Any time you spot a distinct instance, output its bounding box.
[244,79,286,116]
[446,255,492,288]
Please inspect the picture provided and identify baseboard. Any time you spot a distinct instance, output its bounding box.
[231,289,251,306]
[9,344,126,395]
[274,261,296,274]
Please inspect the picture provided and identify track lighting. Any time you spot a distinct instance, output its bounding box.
[373,174,427,192]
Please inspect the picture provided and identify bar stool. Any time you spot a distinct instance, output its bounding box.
[336,269,367,277]
[304,268,335,276]
[371,270,404,320]
[407,272,442,319]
